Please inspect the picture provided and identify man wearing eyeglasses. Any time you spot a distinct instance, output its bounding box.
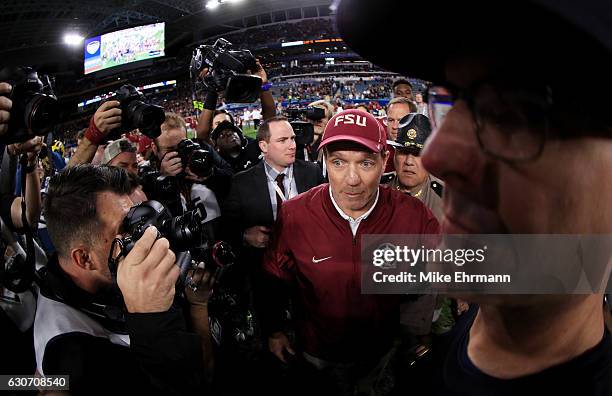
[338,0,612,394]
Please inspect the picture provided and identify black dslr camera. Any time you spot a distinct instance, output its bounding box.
[190,38,262,103]
[176,139,214,179]
[284,106,326,146]
[108,200,207,283]
[139,168,183,217]
[0,66,59,144]
[112,84,165,139]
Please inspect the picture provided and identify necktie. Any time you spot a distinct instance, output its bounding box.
[275,173,286,205]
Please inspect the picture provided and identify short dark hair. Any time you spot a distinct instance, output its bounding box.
[214,110,235,125]
[392,78,413,91]
[256,116,289,142]
[44,165,132,258]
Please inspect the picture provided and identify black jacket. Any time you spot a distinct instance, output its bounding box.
[222,159,324,267]
[217,137,262,174]
[193,139,234,201]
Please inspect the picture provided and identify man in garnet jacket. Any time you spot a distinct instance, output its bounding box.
[261,109,439,395]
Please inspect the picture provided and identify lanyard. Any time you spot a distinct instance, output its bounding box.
[266,167,294,202]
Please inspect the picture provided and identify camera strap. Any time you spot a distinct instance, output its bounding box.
[0,146,17,198]
[18,155,36,292]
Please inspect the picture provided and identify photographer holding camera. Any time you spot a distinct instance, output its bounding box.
[147,113,233,247]
[0,79,46,376]
[0,69,53,231]
[69,100,122,166]
[305,100,334,160]
[70,84,165,168]
[35,165,206,395]
[192,39,276,144]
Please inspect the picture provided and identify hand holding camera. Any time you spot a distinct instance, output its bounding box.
[117,226,180,313]
[9,135,43,159]
[160,151,183,177]
[191,38,262,103]
[250,59,268,85]
[159,139,214,181]
[0,66,59,144]
[0,82,12,137]
[85,85,165,145]
[93,100,122,135]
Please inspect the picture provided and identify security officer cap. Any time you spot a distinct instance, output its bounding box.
[388,113,432,151]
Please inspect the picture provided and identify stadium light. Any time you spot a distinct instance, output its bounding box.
[206,0,220,9]
[63,33,84,46]
[206,0,244,9]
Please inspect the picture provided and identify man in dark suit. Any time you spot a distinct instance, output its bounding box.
[218,116,323,394]
[223,116,324,258]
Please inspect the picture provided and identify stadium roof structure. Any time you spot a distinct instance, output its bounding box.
[0,0,333,69]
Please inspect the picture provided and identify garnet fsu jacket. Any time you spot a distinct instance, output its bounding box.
[262,184,440,362]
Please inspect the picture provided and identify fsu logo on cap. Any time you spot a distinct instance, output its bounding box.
[333,113,368,128]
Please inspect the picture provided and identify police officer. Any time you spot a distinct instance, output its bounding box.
[387,113,443,221]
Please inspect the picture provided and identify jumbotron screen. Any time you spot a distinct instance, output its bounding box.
[84,22,165,75]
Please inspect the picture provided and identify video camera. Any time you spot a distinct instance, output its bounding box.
[109,84,165,140]
[284,106,326,146]
[0,66,59,144]
[190,38,262,103]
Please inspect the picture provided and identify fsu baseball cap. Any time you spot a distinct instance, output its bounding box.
[318,109,386,153]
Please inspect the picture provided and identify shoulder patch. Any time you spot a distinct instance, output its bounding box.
[431,181,443,197]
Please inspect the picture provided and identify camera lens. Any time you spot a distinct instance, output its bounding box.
[224,74,262,103]
[126,100,165,138]
[160,209,202,252]
[188,149,213,178]
[24,93,59,135]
